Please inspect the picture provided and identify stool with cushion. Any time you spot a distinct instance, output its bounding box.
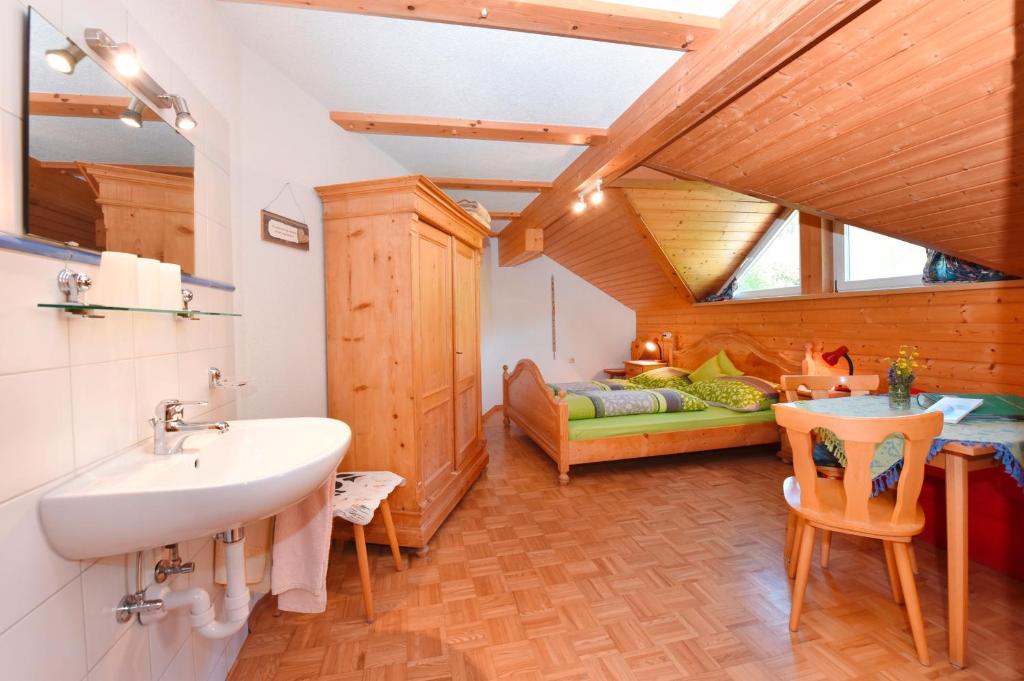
[332,471,406,622]
[773,405,942,665]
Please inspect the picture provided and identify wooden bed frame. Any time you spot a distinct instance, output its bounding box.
[502,330,802,484]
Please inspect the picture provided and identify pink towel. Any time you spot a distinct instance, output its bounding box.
[271,476,333,613]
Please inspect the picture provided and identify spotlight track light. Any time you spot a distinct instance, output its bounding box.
[45,41,85,74]
[119,96,145,128]
[589,178,604,205]
[572,193,587,215]
[162,94,197,131]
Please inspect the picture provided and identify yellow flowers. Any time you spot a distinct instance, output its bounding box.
[888,345,920,381]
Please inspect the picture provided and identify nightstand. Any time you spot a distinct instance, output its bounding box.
[603,367,627,379]
[623,360,667,378]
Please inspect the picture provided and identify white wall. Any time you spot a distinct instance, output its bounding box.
[230,45,407,420]
[0,1,405,680]
[480,241,636,411]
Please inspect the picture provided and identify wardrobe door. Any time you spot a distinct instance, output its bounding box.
[412,221,456,498]
[452,239,481,468]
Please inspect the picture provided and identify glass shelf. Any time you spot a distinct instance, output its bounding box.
[38,303,241,317]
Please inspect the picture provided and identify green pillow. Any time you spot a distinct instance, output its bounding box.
[627,372,691,390]
[681,378,775,412]
[716,350,745,377]
[688,355,724,383]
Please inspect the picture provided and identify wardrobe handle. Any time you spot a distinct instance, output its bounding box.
[455,351,464,354]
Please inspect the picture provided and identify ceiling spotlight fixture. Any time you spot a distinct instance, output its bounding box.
[84,28,140,77]
[162,94,197,131]
[589,178,604,205]
[45,41,86,74]
[572,193,587,215]
[119,96,145,128]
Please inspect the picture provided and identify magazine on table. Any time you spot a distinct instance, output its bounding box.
[922,396,984,424]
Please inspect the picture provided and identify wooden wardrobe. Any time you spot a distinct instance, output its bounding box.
[317,176,489,552]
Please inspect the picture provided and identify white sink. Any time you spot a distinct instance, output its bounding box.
[40,418,350,560]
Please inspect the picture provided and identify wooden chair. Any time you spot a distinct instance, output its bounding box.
[780,374,880,572]
[332,471,406,622]
[774,405,943,665]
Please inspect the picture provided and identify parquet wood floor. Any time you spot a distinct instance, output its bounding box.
[229,414,1024,680]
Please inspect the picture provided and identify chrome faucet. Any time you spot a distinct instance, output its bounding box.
[151,399,229,455]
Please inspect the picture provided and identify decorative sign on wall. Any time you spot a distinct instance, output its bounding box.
[260,210,309,250]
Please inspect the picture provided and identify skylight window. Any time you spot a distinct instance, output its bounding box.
[731,210,801,299]
[835,225,927,291]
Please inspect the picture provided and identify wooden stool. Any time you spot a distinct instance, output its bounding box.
[332,471,406,622]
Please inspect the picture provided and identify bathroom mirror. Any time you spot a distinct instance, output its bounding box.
[24,10,196,273]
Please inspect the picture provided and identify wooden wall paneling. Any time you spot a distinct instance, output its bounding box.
[621,180,780,299]
[638,282,1024,395]
[498,0,880,266]
[647,0,1024,276]
[220,0,720,50]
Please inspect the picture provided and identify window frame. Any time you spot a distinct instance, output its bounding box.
[727,208,802,300]
[832,223,926,293]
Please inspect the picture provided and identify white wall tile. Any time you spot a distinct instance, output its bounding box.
[0,479,81,634]
[81,554,135,668]
[70,359,138,468]
[0,578,87,681]
[147,576,191,681]
[157,635,195,681]
[0,0,26,117]
[0,250,71,374]
[69,311,135,366]
[0,105,21,234]
[88,620,152,681]
[178,347,230,413]
[0,368,74,504]
[135,353,180,438]
[134,312,179,358]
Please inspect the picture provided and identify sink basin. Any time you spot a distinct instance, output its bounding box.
[40,417,350,560]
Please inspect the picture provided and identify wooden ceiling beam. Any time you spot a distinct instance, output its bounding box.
[488,212,522,221]
[330,111,606,145]
[28,92,162,121]
[219,0,719,50]
[430,177,553,191]
[498,0,880,266]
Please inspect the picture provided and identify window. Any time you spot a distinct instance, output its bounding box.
[731,210,801,299]
[834,225,927,291]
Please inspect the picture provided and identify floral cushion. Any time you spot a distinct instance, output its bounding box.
[682,376,778,412]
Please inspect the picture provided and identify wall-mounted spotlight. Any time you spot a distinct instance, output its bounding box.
[572,193,587,215]
[84,29,140,77]
[119,96,145,128]
[589,178,604,205]
[45,41,86,74]
[161,94,197,131]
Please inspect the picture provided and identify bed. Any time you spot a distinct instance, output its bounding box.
[502,330,802,483]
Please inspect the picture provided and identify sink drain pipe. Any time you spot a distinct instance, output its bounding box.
[140,527,251,639]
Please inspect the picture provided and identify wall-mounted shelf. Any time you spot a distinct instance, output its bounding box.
[38,303,241,318]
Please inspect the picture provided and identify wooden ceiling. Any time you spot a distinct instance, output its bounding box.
[647,0,1023,276]
[543,187,692,312]
[623,180,782,299]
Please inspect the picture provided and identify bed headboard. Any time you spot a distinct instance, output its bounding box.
[673,329,801,381]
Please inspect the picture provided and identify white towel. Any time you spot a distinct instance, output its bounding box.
[271,476,334,613]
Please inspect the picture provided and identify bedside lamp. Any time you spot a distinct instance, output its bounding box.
[821,345,854,374]
[641,339,663,361]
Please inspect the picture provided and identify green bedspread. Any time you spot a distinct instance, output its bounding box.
[569,406,776,441]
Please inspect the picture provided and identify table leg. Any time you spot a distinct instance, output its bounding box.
[945,453,969,668]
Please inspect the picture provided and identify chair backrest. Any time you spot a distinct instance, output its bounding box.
[772,405,943,526]
[780,374,880,402]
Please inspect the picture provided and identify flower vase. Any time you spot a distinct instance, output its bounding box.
[888,380,913,410]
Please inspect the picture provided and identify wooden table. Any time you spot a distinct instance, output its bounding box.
[784,395,1023,668]
[926,442,1000,669]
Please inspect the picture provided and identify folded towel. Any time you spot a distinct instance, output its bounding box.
[271,476,334,613]
[214,517,273,586]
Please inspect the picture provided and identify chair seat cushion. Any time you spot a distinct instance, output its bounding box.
[783,475,924,539]
[333,471,406,526]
